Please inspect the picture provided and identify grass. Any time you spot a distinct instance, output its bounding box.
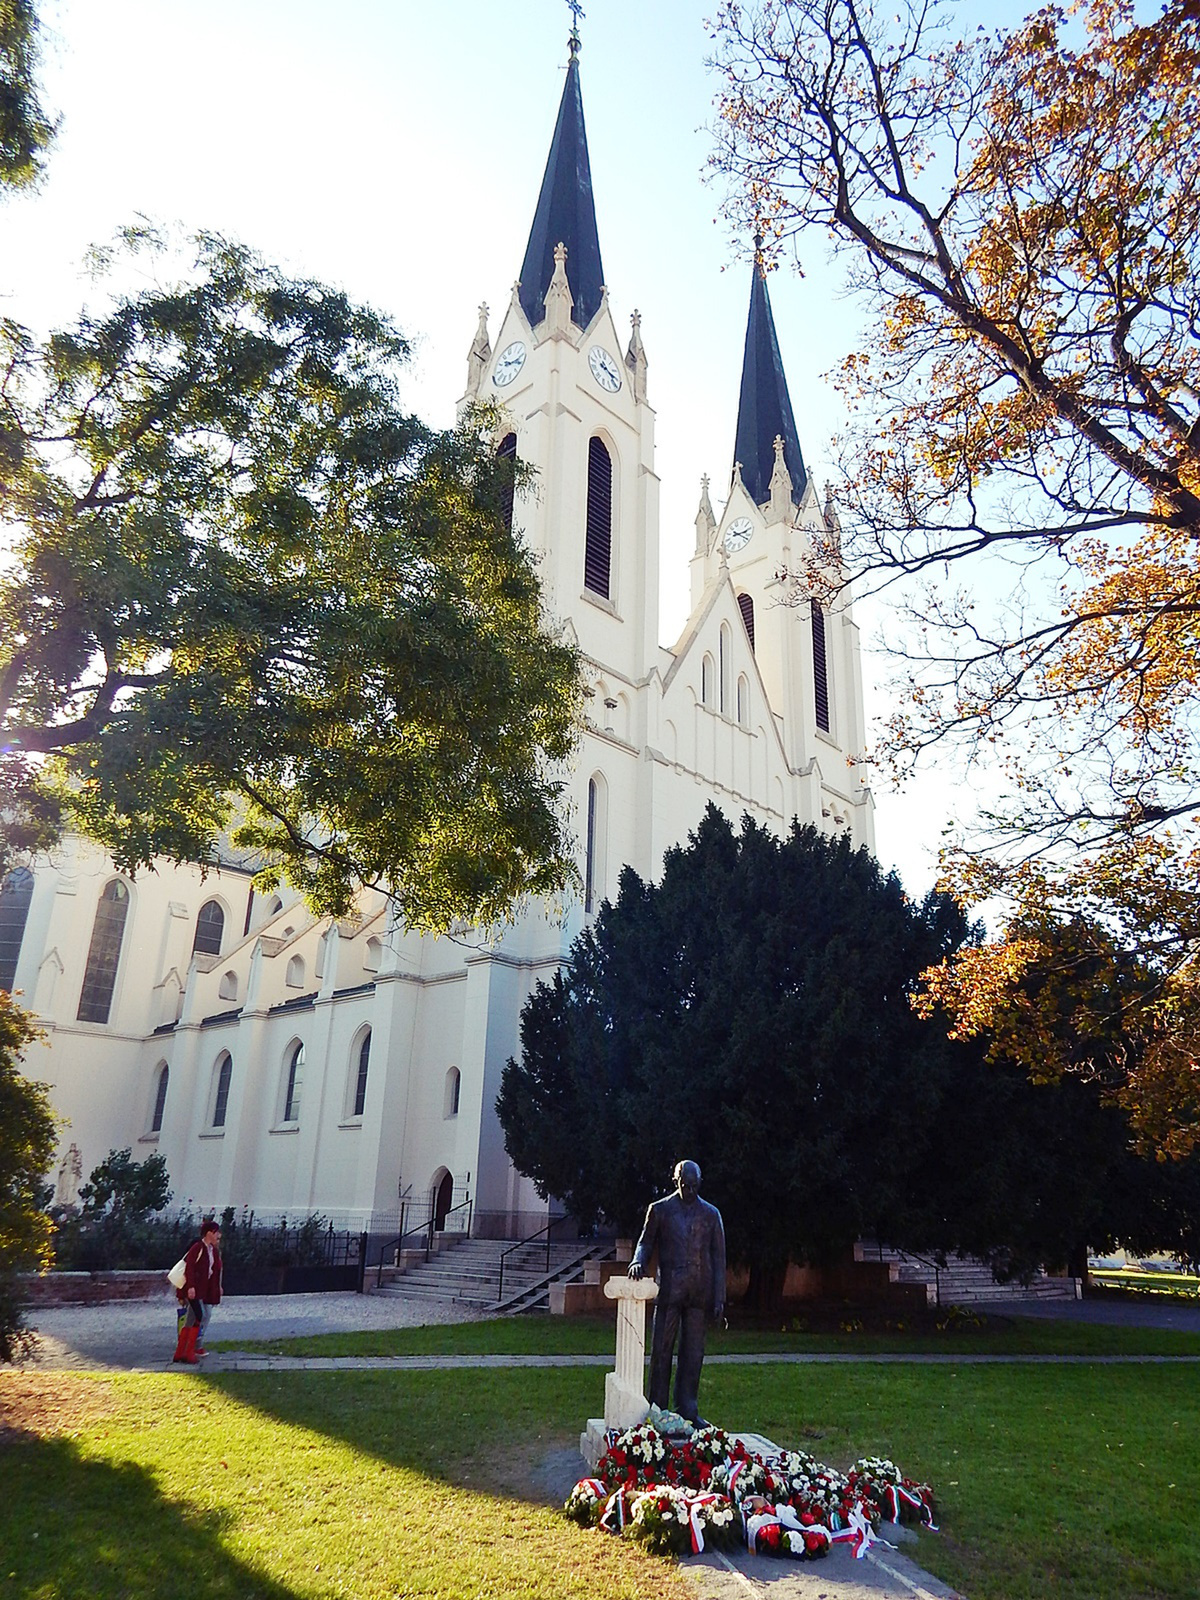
[3,1360,1199,1600]
[1091,1268,1200,1299]
[211,1307,1200,1359]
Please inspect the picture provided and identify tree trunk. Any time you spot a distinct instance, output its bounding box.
[744,1261,788,1316]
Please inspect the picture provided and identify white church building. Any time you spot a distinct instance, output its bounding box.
[3,40,872,1241]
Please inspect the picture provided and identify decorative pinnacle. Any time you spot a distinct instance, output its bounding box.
[567,0,585,56]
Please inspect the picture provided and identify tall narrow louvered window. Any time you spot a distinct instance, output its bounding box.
[192,899,224,957]
[585,777,598,913]
[0,868,34,993]
[738,592,756,652]
[497,432,517,530]
[584,437,613,597]
[812,600,831,732]
[78,880,130,1023]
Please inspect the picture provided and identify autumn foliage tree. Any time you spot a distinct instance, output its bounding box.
[712,0,1200,1147]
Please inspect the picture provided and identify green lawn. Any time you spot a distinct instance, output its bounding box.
[211,1308,1200,1359]
[1091,1269,1200,1299]
[3,1360,1198,1600]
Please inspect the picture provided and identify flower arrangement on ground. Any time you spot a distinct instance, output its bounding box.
[566,1423,936,1562]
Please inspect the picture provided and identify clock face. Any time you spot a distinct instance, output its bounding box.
[492,341,527,388]
[588,345,622,393]
[723,516,754,553]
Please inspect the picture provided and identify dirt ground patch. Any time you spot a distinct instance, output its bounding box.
[0,1372,118,1442]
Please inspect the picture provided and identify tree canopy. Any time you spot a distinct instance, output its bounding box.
[0,0,54,192]
[498,807,1197,1298]
[711,0,1200,1143]
[0,229,582,926]
[499,808,970,1293]
[0,990,55,1361]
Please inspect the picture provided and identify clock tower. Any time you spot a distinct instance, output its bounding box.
[460,35,660,700]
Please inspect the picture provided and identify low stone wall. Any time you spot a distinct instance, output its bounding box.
[18,1271,173,1307]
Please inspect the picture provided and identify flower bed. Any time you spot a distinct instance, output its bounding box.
[566,1423,935,1561]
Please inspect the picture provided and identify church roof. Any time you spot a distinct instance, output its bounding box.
[518,51,605,331]
[733,262,808,507]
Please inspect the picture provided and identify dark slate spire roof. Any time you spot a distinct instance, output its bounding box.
[733,261,808,507]
[518,52,605,331]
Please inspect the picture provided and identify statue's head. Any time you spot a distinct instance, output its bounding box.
[674,1160,701,1203]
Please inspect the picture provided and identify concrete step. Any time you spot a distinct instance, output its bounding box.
[857,1243,1080,1303]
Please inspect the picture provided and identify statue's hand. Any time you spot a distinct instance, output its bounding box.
[627,1262,643,1281]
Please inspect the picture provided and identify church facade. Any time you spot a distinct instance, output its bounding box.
[4,45,872,1240]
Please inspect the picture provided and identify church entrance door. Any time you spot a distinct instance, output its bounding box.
[434,1171,454,1231]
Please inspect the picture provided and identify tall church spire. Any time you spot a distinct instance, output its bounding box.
[518,42,605,331]
[732,253,808,508]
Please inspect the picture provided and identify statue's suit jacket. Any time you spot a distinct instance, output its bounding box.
[630,1192,726,1313]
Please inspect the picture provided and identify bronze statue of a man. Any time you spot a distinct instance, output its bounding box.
[628,1159,726,1425]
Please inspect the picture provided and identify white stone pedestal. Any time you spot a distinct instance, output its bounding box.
[580,1275,658,1468]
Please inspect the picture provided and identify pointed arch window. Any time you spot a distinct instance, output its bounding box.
[0,868,34,993]
[701,654,714,706]
[353,1030,371,1118]
[584,436,613,597]
[212,1053,233,1129]
[811,600,831,732]
[192,899,225,958]
[78,880,130,1024]
[150,1064,169,1134]
[585,774,608,914]
[445,1065,461,1119]
[738,592,756,652]
[719,624,731,715]
[497,432,517,530]
[282,1041,305,1124]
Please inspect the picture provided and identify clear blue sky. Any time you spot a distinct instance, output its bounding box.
[3,0,985,891]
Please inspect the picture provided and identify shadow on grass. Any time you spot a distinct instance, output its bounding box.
[1,1430,301,1600]
[203,1364,597,1506]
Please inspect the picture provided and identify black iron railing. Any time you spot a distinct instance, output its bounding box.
[496,1213,570,1304]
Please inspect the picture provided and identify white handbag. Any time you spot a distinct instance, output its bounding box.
[167,1256,188,1290]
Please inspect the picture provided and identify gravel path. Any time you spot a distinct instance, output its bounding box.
[17,1288,483,1370]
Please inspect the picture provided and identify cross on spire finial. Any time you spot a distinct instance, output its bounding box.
[566,0,585,55]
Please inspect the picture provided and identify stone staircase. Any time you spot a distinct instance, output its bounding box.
[856,1243,1081,1305]
[372,1235,613,1313]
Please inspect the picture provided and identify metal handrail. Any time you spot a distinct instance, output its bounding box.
[373,1196,474,1288]
[497,1213,568,1304]
[872,1240,943,1307]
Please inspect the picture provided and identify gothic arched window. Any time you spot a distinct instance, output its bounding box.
[719,624,731,715]
[811,600,831,732]
[78,880,130,1024]
[445,1065,461,1119]
[701,654,714,706]
[584,436,613,597]
[0,868,34,994]
[150,1064,169,1134]
[738,592,756,652]
[585,773,608,914]
[212,1053,233,1129]
[497,432,517,530]
[192,899,225,957]
[353,1030,371,1118]
[282,1041,305,1124]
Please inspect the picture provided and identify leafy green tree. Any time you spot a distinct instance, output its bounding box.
[0,990,56,1361]
[77,1148,171,1222]
[498,806,972,1306]
[0,229,581,924]
[0,0,54,192]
